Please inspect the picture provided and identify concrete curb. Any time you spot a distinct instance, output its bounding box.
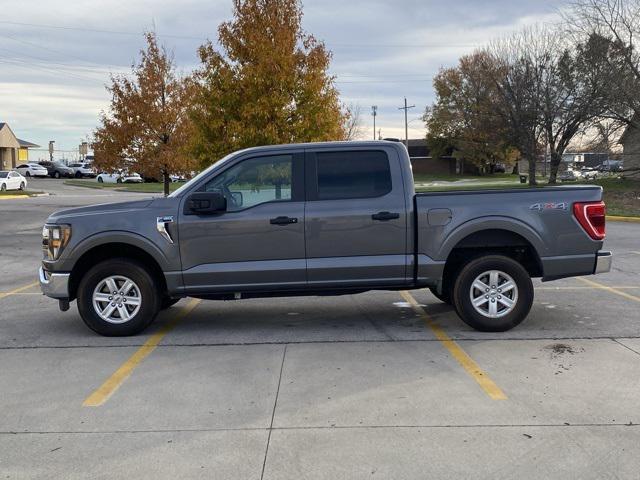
[607,215,640,223]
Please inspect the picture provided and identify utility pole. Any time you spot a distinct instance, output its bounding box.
[48,141,55,161]
[398,97,415,149]
[371,106,378,140]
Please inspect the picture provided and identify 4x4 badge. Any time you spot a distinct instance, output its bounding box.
[530,202,568,211]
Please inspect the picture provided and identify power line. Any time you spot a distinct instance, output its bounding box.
[0,58,104,84]
[0,31,128,69]
[0,20,206,41]
[0,20,482,48]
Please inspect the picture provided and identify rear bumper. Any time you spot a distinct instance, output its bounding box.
[541,250,611,281]
[39,266,70,299]
[594,251,612,274]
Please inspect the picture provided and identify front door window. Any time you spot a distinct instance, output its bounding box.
[203,155,293,211]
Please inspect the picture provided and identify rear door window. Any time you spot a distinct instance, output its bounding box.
[316,150,391,200]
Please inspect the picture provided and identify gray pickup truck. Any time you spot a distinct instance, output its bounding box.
[39,141,611,336]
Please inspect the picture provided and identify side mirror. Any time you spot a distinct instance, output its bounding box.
[185,191,227,215]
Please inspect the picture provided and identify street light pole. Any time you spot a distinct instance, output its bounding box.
[371,105,378,140]
[398,97,415,149]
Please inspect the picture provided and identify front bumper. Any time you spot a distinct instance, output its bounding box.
[594,251,612,274]
[39,266,70,299]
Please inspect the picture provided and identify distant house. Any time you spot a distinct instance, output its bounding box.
[0,122,40,169]
[401,138,461,176]
[18,138,41,163]
[619,123,640,177]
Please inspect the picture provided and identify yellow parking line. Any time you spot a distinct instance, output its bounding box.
[0,292,40,295]
[83,298,201,407]
[576,277,640,303]
[400,291,507,400]
[0,281,39,299]
[0,194,29,200]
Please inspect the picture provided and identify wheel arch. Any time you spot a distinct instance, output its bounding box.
[437,217,547,260]
[67,235,170,301]
[439,221,545,293]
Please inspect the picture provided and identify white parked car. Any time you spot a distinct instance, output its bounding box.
[16,162,48,178]
[559,169,582,182]
[96,170,143,184]
[68,162,97,178]
[0,170,27,191]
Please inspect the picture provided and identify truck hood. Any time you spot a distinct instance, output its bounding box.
[47,198,155,223]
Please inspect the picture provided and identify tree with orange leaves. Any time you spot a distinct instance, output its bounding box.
[190,0,348,166]
[93,32,196,196]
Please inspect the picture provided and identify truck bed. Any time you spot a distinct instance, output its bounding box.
[414,185,604,283]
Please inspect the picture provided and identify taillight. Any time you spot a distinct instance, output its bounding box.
[573,201,606,240]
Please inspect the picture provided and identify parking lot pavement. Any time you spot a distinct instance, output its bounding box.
[1,192,639,479]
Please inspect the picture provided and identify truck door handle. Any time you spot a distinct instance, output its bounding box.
[270,216,298,225]
[371,211,400,221]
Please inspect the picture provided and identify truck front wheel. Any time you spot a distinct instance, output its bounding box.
[452,255,533,332]
[77,259,161,336]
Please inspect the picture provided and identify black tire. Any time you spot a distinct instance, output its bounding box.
[77,258,161,336]
[452,255,533,332]
[25,171,31,177]
[161,297,181,310]
[54,171,60,179]
[429,286,451,305]
[0,184,5,192]
[75,171,82,178]
[98,176,104,183]
[116,178,122,184]
[19,182,25,191]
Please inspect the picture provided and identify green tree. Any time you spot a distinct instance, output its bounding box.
[190,0,347,167]
[93,33,195,195]
[424,51,519,174]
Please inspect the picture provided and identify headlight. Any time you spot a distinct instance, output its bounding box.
[42,224,71,260]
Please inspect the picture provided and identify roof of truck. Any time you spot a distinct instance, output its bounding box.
[231,140,404,155]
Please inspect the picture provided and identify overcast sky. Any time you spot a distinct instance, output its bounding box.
[0,0,565,160]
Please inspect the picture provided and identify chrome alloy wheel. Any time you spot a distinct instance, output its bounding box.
[92,275,142,324]
[469,270,518,318]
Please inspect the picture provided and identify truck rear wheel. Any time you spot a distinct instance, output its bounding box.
[452,255,533,332]
[77,259,161,336]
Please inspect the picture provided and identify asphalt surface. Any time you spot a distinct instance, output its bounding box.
[1,178,639,479]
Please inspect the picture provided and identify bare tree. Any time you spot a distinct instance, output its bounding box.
[565,0,640,175]
[486,29,549,185]
[582,118,626,153]
[343,103,364,140]
[483,26,608,183]
[538,26,609,183]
